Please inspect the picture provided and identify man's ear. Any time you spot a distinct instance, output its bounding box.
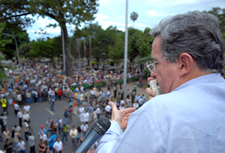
[178,53,194,77]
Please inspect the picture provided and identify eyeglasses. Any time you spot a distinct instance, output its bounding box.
[146,57,166,73]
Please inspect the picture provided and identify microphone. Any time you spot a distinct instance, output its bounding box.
[74,116,111,153]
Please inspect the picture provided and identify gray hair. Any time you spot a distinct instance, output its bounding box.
[150,11,225,75]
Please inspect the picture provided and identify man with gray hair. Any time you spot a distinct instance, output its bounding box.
[96,11,225,152]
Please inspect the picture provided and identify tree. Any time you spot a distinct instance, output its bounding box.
[30,37,62,66]
[223,32,225,41]
[1,0,99,76]
[108,37,124,63]
[205,7,225,33]
[127,27,154,71]
[130,12,138,27]
[0,0,32,60]
[94,26,118,63]
[0,23,12,87]
[73,22,102,67]
[127,28,143,71]
[73,23,121,66]
[31,0,98,76]
[2,25,29,60]
[19,41,33,59]
[138,27,154,57]
[0,23,12,52]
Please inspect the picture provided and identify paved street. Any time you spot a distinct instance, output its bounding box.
[0,81,148,152]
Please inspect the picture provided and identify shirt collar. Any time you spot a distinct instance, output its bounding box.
[174,73,224,92]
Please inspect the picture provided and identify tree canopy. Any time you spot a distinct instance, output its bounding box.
[0,23,12,87]
[0,0,99,76]
[130,11,138,27]
[205,7,225,33]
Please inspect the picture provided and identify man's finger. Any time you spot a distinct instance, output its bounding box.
[125,112,134,118]
[148,97,153,100]
[108,101,118,111]
[122,107,136,114]
[146,88,156,97]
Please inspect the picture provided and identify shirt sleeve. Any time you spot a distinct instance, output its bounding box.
[96,107,164,153]
[96,121,122,152]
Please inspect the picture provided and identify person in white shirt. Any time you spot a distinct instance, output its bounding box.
[80,122,88,138]
[53,138,63,153]
[17,109,23,127]
[138,96,145,107]
[14,102,20,116]
[17,138,25,152]
[39,131,47,144]
[119,104,125,110]
[79,105,85,123]
[90,88,96,100]
[0,93,4,100]
[80,86,84,93]
[23,103,30,114]
[105,104,111,119]
[2,113,7,129]
[93,108,98,123]
[22,111,30,123]
[96,106,101,119]
[83,109,89,124]
[99,90,103,97]
[28,133,35,153]
[16,93,22,104]
[48,89,51,100]
[50,90,55,99]
[106,90,111,97]
[133,100,139,109]
[69,126,78,150]
[120,99,125,106]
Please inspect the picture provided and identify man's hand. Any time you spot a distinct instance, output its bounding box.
[109,102,136,130]
[146,77,156,100]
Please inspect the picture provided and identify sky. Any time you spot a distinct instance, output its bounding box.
[26,0,225,40]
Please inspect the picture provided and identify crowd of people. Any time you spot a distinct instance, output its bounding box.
[0,61,148,152]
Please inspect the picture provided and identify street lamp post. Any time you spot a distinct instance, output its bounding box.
[76,38,81,74]
[89,36,92,69]
[2,33,19,64]
[123,0,129,101]
[102,53,106,71]
[61,27,66,75]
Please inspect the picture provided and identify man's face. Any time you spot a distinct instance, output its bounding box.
[150,36,179,94]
